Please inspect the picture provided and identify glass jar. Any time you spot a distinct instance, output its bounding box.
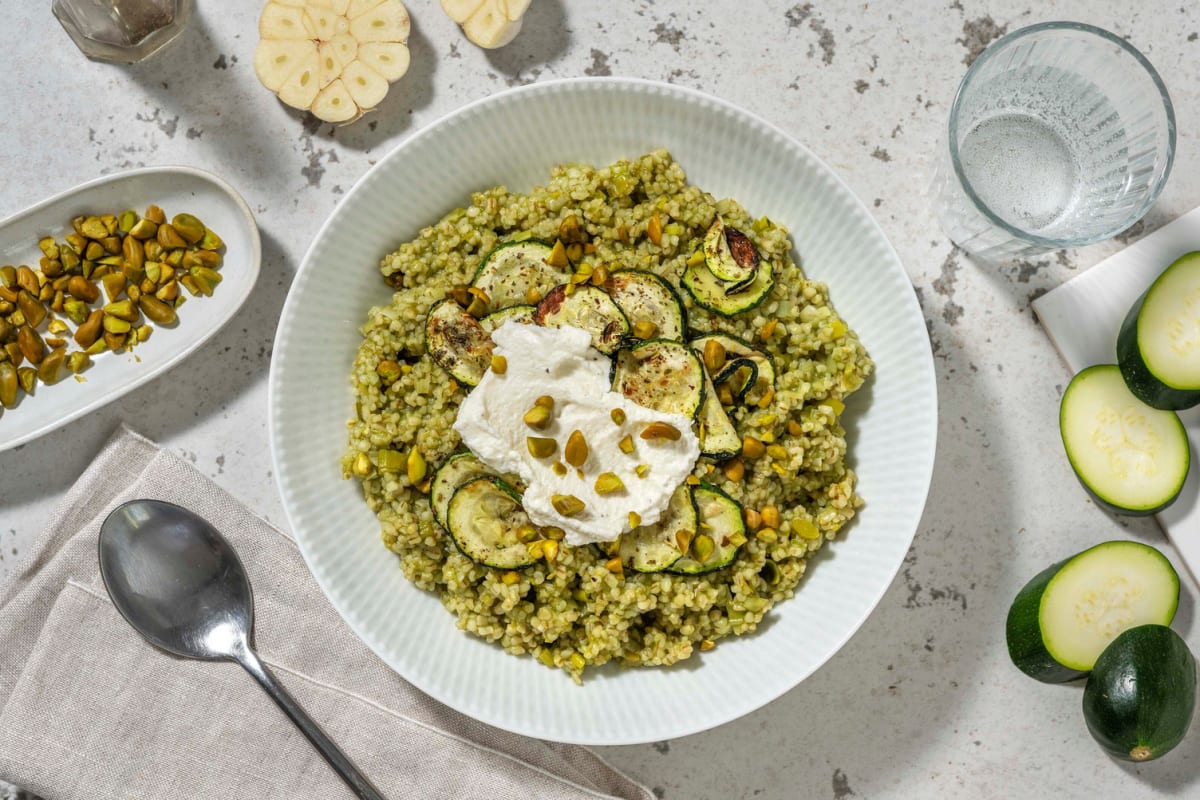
[53,0,192,64]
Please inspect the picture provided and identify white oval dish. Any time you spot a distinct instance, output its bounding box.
[269,78,937,745]
[0,167,260,453]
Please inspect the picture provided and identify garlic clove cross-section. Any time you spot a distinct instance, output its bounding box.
[441,0,531,49]
[254,0,410,124]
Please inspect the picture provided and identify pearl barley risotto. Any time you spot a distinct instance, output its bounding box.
[343,151,872,681]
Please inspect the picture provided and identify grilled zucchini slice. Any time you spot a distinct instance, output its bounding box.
[603,269,687,342]
[618,484,697,573]
[425,298,492,387]
[682,256,774,318]
[703,216,760,287]
[480,303,536,333]
[611,339,704,418]
[430,452,493,530]
[446,476,535,569]
[534,284,630,354]
[697,369,741,460]
[669,484,744,574]
[471,239,567,310]
[690,332,776,406]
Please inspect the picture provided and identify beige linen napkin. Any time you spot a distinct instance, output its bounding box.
[0,425,652,800]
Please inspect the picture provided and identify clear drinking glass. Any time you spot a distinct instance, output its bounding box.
[931,21,1175,262]
[53,0,192,64]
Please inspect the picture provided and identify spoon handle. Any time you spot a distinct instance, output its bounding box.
[236,647,386,800]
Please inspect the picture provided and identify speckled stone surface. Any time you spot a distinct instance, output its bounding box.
[3,2,1200,797]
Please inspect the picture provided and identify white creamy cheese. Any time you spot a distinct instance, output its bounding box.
[453,322,701,546]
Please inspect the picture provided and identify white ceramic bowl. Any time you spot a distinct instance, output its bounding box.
[0,167,260,452]
[269,78,937,745]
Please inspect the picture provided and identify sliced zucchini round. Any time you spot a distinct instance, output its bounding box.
[1060,365,1189,515]
[425,298,493,387]
[697,369,741,460]
[715,358,759,405]
[669,483,744,574]
[611,339,704,418]
[446,476,535,569]
[690,332,776,405]
[618,484,696,572]
[1117,251,1200,411]
[471,239,568,310]
[703,217,759,286]
[682,256,774,318]
[1006,540,1180,682]
[603,269,687,342]
[534,284,630,354]
[1083,624,1196,762]
[480,303,536,333]
[430,452,493,530]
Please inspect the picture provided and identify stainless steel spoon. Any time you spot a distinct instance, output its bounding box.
[98,499,385,800]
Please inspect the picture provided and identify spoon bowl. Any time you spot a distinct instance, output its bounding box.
[98,499,253,661]
[98,499,384,800]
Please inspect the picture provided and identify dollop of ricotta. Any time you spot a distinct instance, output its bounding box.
[453,323,700,546]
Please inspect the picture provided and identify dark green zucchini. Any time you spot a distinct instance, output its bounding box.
[1117,251,1200,410]
[534,284,630,354]
[430,452,492,530]
[703,216,759,287]
[446,476,535,569]
[668,483,744,574]
[1059,365,1189,515]
[425,298,492,387]
[471,239,567,310]
[618,484,696,573]
[697,370,741,460]
[1083,624,1196,762]
[611,339,704,418]
[689,332,776,406]
[603,269,687,342]
[1006,541,1180,683]
[715,358,759,405]
[682,256,774,318]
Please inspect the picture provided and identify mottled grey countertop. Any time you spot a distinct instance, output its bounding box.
[3,1,1200,798]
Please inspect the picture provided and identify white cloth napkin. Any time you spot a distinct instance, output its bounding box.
[0,425,652,800]
[1032,209,1200,578]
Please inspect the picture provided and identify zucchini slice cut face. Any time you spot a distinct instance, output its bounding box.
[682,255,774,318]
[703,217,759,286]
[446,476,536,569]
[1006,540,1180,682]
[425,298,493,387]
[697,369,741,460]
[471,239,567,310]
[611,339,704,418]
[1083,624,1197,762]
[1117,251,1200,410]
[1060,365,1189,515]
[534,284,630,354]
[669,483,745,574]
[690,332,776,406]
[618,484,696,573]
[714,358,759,405]
[604,269,687,342]
[480,303,536,333]
[430,452,493,530]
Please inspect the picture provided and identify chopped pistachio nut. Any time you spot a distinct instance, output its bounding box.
[628,511,641,529]
[610,407,626,425]
[692,534,715,563]
[632,320,658,339]
[699,639,716,652]
[551,493,585,517]
[543,526,565,541]
[594,472,625,495]
[564,430,588,467]
[551,461,568,476]
[791,518,821,540]
[604,556,623,574]
[542,540,560,562]
[406,448,427,484]
[501,571,520,585]
[527,436,557,458]
[490,354,507,374]
[639,421,681,441]
[741,435,765,459]
[760,505,780,530]
[756,527,778,543]
[523,403,552,429]
[723,458,745,482]
[635,464,650,479]
[702,339,727,373]
[675,529,693,554]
